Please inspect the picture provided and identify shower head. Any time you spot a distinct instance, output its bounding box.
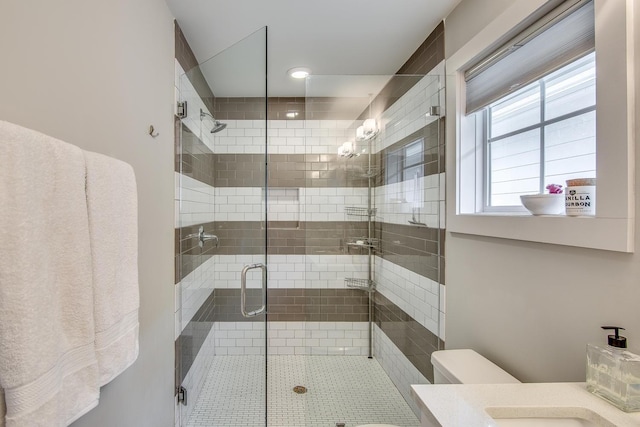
[199,108,227,133]
[210,121,227,133]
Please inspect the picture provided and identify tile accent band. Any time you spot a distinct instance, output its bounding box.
[175,221,443,284]
[374,291,443,383]
[175,119,444,188]
[175,288,442,385]
[215,288,370,322]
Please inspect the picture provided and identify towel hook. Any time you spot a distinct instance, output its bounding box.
[148,125,159,138]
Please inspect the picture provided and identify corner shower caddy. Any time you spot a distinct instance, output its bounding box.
[344,138,378,359]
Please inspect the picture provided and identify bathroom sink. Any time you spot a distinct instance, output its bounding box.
[493,420,598,427]
[486,406,617,427]
[411,383,640,427]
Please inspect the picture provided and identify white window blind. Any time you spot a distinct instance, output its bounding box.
[465,0,594,115]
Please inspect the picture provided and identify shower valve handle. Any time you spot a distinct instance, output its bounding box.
[186,226,220,248]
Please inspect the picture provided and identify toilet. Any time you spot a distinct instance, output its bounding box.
[431,349,520,384]
[356,350,517,427]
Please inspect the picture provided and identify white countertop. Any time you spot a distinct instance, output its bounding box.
[411,382,640,427]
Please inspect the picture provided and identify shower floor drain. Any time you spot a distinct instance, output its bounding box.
[293,386,307,394]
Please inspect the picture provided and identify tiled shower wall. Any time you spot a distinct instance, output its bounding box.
[174,20,446,424]
[366,25,446,401]
[173,61,378,424]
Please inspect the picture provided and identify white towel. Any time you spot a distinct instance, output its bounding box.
[0,121,100,426]
[84,151,139,386]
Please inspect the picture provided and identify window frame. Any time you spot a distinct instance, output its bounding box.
[446,0,635,253]
[482,53,597,211]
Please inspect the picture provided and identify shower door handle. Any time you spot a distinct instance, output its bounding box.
[240,263,267,317]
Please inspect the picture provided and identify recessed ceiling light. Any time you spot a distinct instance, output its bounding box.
[288,67,311,79]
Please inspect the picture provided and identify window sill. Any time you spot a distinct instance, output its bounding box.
[448,213,634,253]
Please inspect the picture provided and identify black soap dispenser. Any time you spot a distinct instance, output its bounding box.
[586,326,640,412]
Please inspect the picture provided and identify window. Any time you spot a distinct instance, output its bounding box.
[447,0,635,252]
[484,52,596,208]
[386,138,424,186]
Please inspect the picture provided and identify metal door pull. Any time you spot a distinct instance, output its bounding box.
[241,263,267,317]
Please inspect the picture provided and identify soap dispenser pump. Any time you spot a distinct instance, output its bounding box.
[604,326,627,348]
[586,326,640,412]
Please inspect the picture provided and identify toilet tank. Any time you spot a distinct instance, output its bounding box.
[431,349,521,384]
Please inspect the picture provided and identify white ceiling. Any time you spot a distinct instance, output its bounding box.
[165,0,461,97]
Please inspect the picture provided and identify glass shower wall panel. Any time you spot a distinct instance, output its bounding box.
[175,27,268,427]
[300,72,444,424]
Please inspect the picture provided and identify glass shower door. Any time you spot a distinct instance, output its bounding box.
[175,27,268,427]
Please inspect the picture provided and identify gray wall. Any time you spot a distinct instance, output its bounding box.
[0,0,176,425]
[444,1,640,382]
[444,0,515,58]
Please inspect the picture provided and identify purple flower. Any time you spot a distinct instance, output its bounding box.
[546,184,563,194]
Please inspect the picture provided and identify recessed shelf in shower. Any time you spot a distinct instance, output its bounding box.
[265,187,300,227]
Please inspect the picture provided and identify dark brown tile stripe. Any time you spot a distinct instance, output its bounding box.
[374,222,445,285]
[373,119,445,187]
[270,288,370,322]
[299,221,369,255]
[175,223,218,284]
[300,154,370,188]
[212,153,265,187]
[213,97,267,120]
[175,118,443,188]
[174,22,198,78]
[177,126,216,185]
[214,97,305,120]
[175,109,442,191]
[212,221,264,256]
[306,97,378,121]
[214,288,369,322]
[374,291,444,383]
[174,116,181,173]
[397,22,445,75]
[213,96,376,121]
[266,97,305,120]
[175,221,369,283]
[175,220,445,285]
[175,289,216,386]
[213,153,371,188]
[174,21,215,114]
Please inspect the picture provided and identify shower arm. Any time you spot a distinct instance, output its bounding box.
[200,108,213,121]
[199,108,227,133]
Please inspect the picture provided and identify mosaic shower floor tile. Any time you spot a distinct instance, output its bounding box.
[186,355,419,427]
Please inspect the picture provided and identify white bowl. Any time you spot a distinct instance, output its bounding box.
[520,194,564,215]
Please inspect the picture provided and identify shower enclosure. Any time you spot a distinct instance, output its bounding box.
[174,25,445,427]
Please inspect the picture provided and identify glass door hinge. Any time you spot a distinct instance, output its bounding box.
[177,101,187,118]
[177,386,187,406]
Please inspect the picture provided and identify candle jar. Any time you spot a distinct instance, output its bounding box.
[565,178,596,216]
